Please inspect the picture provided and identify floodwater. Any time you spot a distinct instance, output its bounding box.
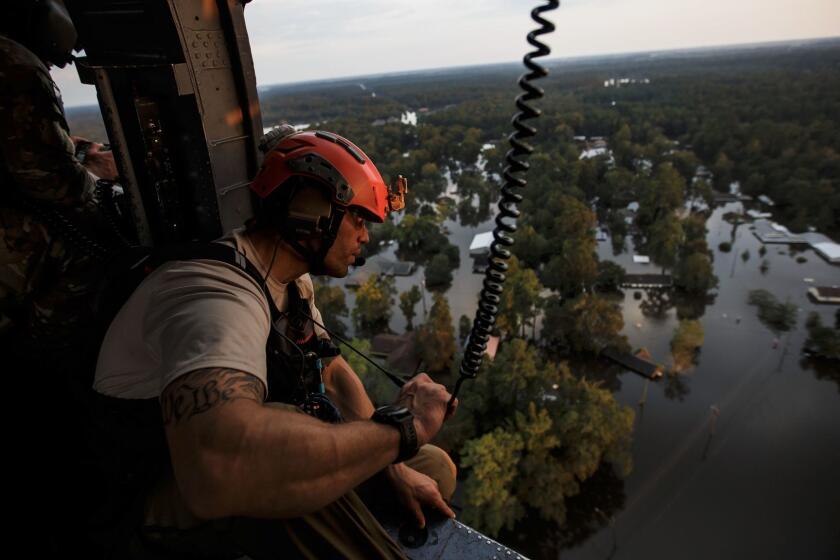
[330,198,840,559]
[570,203,840,560]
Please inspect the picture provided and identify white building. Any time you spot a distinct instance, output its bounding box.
[469,231,495,257]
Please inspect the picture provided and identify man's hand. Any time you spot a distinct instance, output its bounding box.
[386,463,455,528]
[395,373,457,447]
[72,136,118,180]
[83,143,119,180]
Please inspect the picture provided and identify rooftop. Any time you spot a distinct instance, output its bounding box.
[623,274,673,288]
[371,332,422,375]
[469,231,495,254]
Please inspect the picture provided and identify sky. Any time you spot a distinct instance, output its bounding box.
[54,0,840,107]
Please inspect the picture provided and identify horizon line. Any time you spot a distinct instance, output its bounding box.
[65,34,840,110]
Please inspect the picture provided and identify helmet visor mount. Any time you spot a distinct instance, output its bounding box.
[387,175,408,214]
[286,152,408,219]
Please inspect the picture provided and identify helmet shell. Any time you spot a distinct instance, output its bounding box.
[251,130,389,223]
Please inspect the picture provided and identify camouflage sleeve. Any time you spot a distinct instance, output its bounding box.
[0,55,96,207]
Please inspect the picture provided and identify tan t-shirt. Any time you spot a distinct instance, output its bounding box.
[94,230,328,399]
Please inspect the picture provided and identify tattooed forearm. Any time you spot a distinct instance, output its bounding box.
[161,368,265,426]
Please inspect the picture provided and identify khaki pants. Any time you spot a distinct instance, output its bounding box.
[134,445,457,560]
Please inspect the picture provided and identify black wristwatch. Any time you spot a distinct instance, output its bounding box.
[371,405,419,463]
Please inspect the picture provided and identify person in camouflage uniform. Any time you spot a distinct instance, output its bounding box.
[1,3,121,553]
[0,26,117,351]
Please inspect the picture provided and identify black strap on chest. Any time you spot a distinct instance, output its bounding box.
[150,242,282,319]
[149,243,335,409]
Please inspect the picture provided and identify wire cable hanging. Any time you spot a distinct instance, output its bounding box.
[451,0,559,408]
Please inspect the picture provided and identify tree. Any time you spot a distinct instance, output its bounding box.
[513,225,548,270]
[351,274,395,337]
[595,260,626,292]
[412,162,446,202]
[415,292,456,374]
[670,319,705,372]
[344,338,398,405]
[747,289,797,335]
[537,195,598,295]
[636,163,685,232]
[457,344,635,538]
[804,313,840,360]
[674,252,718,295]
[681,214,709,255]
[544,293,629,355]
[396,213,460,270]
[460,428,525,536]
[496,256,543,338]
[313,283,349,337]
[424,253,454,288]
[646,214,683,273]
[398,286,422,331]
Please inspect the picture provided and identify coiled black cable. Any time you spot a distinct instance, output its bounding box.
[451,0,559,407]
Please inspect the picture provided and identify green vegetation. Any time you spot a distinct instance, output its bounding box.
[496,256,543,338]
[398,286,422,330]
[313,283,349,337]
[805,313,840,360]
[452,340,634,537]
[415,292,456,374]
[596,260,626,292]
[424,253,454,288]
[748,289,797,334]
[345,338,398,405]
[351,274,395,337]
[670,320,705,372]
[542,293,629,355]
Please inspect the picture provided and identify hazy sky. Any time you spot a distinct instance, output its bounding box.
[54,0,839,107]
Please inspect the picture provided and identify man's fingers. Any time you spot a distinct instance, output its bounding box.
[433,494,456,519]
[410,501,426,528]
[444,397,458,420]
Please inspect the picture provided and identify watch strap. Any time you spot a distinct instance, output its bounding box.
[372,405,419,463]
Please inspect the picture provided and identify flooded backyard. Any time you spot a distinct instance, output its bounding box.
[571,203,840,559]
[328,200,840,559]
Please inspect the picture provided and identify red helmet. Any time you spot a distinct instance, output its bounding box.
[251,129,394,223]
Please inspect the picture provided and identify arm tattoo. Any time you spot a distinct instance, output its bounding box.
[161,368,265,427]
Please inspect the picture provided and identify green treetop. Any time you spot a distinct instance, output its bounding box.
[496,256,543,339]
[313,282,349,338]
[748,289,797,335]
[670,319,705,372]
[351,274,395,338]
[805,313,840,360]
[646,213,684,273]
[456,341,635,537]
[674,252,718,295]
[542,293,629,355]
[415,292,456,374]
[398,285,422,331]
